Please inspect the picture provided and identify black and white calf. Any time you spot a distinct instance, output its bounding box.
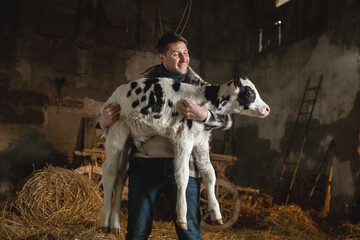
[100,76,270,234]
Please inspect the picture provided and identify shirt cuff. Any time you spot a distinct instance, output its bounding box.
[203,110,212,123]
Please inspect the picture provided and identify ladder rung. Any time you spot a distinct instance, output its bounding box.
[295,124,308,128]
[285,161,299,165]
[306,87,319,91]
[284,162,297,165]
[280,175,293,179]
[299,111,312,115]
[288,150,300,154]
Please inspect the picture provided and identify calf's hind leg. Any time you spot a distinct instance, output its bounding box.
[109,136,132,235]
[100,121,130,233]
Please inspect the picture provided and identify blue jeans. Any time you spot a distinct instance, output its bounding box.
[126,157,201,240]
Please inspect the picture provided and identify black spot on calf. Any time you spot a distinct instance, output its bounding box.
[171,112,179,117]
[220,95,230,107]
[135,87,142,95]
[168,99,173,108]
[152,84,165,113]
[131,82,138,89]
[187,119,193,129]
[141,107,149,115]
[205,85,220,108]
[141,96,146,102]
[140,84,165,116]
[172,81,181,92]
[132,100,140,108]
[143,78,159,94]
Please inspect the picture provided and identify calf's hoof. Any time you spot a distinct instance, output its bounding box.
[214,219,224,225]
[110,228,121,235]
[177,222,188,231]
[101,227,110,233]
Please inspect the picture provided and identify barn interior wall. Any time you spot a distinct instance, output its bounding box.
[221,0,360,212]
[0,0,246,194]
[225,32,359,212]
[0,0,359,213]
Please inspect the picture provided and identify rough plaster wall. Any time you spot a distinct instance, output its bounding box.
[125,51,159,81]
[333,159,356,209]
[201,61,236,84]
[232,32,360,209]
[313,37,359,124]
[235,33,359,150]
[43,97,103,156]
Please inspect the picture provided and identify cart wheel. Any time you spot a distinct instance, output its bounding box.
[200,178,241,229]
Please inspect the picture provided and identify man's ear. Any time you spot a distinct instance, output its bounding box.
[158,53,166,64]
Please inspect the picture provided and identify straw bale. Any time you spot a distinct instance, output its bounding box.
[0,166,109,240]
[12,166,103,227]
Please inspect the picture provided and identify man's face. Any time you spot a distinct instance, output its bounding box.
[158,41,189,75]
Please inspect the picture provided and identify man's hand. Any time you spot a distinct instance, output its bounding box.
[180,99,208,122]
[99,103,120,128]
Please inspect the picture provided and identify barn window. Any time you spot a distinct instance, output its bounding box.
[275,20,282,46]
[275,0,291,7]
[256,0,326,54]
[258,20,282,52]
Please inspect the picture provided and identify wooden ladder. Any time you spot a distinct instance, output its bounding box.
[279,75,323,205]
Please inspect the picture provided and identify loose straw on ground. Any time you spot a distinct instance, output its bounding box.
[0,166,347,240]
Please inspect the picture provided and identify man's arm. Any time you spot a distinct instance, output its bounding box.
[180,99,208,122]
[180,99,232,131]
[184,67,232,131]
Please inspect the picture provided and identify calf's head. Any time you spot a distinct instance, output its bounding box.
[230,76,270,118]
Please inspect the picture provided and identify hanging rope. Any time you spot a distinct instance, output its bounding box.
[175,0,192,35]
[156,0,164,36]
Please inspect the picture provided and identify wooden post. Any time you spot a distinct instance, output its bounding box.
[318,142,335,218]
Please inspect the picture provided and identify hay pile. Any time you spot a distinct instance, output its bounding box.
[0,166,341,239]
[234,192,330,239]
[0,166,110,240]
[335,222,360,240]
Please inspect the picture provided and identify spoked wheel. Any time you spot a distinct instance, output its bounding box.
[200,178,241,229]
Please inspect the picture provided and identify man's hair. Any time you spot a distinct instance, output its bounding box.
[156,33,188,54]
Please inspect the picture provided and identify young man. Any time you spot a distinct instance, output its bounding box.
[99,33,232,240]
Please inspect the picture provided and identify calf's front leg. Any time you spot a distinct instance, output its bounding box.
[192,143,223,224]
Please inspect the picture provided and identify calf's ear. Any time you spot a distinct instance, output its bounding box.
[234,75,243,88]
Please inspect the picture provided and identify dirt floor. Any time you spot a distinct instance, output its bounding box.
[1,166,359,240]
